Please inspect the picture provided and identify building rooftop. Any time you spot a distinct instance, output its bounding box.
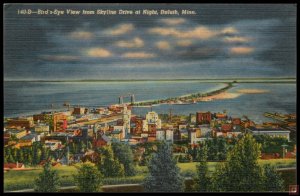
[6,129,26,134]
[112,130,121,134]
[20,133,36,141]
[248,126,289,132]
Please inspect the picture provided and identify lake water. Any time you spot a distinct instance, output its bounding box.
[3,81,296,123]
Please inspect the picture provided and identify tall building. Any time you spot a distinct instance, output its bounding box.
[156,129,174,143]
[196,111,212,125]
[156,129,165,141]
[145,111,161,129]
[123,105,131,138]
[73,107,86,115]
[166,129,174,143]
[7,118,33,129]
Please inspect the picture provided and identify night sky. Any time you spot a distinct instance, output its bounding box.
[4,4,297,80]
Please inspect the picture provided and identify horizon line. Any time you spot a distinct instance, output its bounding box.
[3,77,297,82]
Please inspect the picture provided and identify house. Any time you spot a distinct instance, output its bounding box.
[45,140,62,151]
[73,107,86,115]
[20,133,40,143]
[111,130,122,141]
[189,113,196,124]
[4,162,25,170]
[156,129,165,141]
[189,125,212,144]
[221,124,233,133]
[178,124,188,131]
[199,125,211,137]
[232,118,241,125]
[34,124,50,135]
[190,128,211,144]
[225,125,243,138]
[196,112,211,125]
[6,129,27,139]
[142,111,162,132]
[141,133,148,138]
[147,137,156,142]
[93,133,111,147]
[113,125,125,139]
[7,118,33,129]
[179,129,189,140]
[156,129,174,143]
[246,126,290,141]
[166,129,174,143]
[215,112,227,120]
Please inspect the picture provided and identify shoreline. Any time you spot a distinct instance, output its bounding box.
[132,82,235,106]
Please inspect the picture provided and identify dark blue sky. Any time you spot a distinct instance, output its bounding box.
[4,4,296,80]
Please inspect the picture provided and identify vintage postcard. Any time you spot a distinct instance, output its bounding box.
[3,3,297,193]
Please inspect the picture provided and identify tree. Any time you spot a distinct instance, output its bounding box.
[143,141,184,192]
[87,141,93,150]
[73,162,103,192]
[96,146,125,177]
[4,156,8,164]
[217,137,227,160]
[212,133,264,192]
[111,142,136,176]
[32,147,42,166]
[25,153,33,166]
[7,154,15,163]
[34,161,60,192]
[40,147,49,161]
[194,142,211,192]
[16,149,24,163]
[80,141,87,152]
[262,164,284,192]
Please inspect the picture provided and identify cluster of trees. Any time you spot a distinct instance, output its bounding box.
[145,134,285,192]
[95,142,136,177]
[68,140,93,154]
[193,134,285,192]
[34,160,102,192]
[33,134,285,192]
[136,141,160,166]
[4,142,51,166]
[177,154,193,163]
[184,137,238,162]
[254,134,293,154]
[33,142,136,192]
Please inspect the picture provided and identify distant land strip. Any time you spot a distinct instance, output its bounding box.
[3,77,297,83]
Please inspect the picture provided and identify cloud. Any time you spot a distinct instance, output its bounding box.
[105,23,134,36]
[155,41,171,50]
[148,26,217,39]
[85,48,112,57]
[40,55,80,62]
[223,36,252,43]
[115,37,144,48]
[176,40,193,47]
[122,52,156,58]
[160,18,186,25]
[221,27,238,34]
[69,31,94,40]
[230,47,254,54]
[149,26,239,40]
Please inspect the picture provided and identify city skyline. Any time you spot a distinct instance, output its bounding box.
[4,4,296,80]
